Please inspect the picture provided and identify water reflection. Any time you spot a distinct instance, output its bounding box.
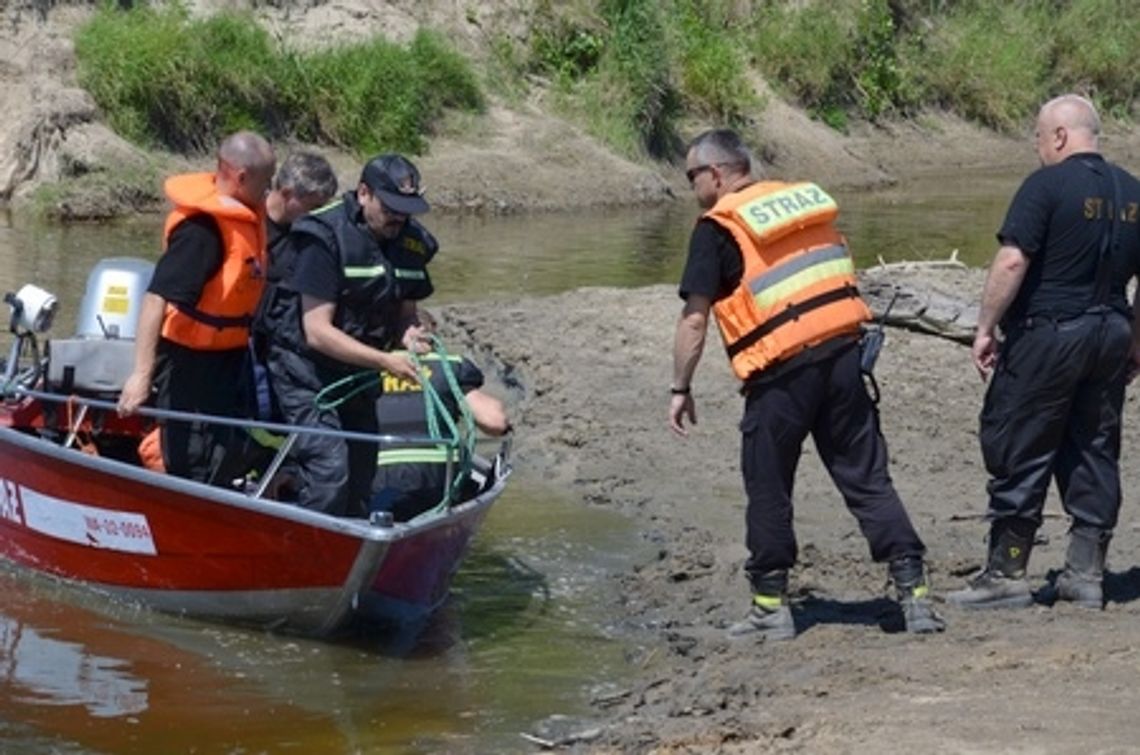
[0,611,147,719]
[0,484,639,754]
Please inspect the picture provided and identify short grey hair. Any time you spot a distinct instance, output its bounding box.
[687,129,753,177]
[1041,93,1101,137]
[273,151,338,202]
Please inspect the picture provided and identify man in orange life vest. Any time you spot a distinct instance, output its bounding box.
[668,128,943,638]
[118,131,275,485]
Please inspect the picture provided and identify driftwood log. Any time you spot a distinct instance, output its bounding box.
[858,252,984,345]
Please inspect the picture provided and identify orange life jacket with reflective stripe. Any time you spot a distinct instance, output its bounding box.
[160,172,266,351]
[703,180,870,380]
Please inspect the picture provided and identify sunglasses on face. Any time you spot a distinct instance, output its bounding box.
[685,164,716,185]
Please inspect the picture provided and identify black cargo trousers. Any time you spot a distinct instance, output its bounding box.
[981,308,1132,530]
[740,341,925,587]
[267,345,379,517]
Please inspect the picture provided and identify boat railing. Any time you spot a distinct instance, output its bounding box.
[8,384,473,504]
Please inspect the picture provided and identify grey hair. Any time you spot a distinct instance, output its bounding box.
[274,151,338,201]
[687,129,753,177]
[1041,93,1101,136]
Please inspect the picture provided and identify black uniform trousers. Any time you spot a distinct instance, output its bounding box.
[153,340,249,486]
[740,342,925,588]
[268,345,379,517]
[980,309,1131,531]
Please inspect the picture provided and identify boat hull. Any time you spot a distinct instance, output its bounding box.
[0,423,506,636]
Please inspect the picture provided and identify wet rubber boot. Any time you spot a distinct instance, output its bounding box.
[946,518,1034,610]
[889,556,945,634]
[1054,527,1110,609]
[728,570,795,640]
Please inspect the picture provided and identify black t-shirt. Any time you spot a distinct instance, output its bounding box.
[148,214,224,306]
[678,219,743,302]
[677,217,851,386]
[290,231,343,304]
[998,152,1140,324]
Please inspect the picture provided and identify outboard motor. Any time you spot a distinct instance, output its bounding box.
[46,257,155,395]
[74,257,155,339]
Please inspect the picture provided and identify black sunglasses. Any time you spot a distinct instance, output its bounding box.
[685,164,717,184]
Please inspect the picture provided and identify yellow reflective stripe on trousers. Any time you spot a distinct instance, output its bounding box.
[393,268,426,280]
[377,447,457,465]
[344,265,386,278]
[247,427,286,449]
[751,253,855,311]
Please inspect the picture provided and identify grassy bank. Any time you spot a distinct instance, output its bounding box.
[74,0,1138,161]
[75,5,483,156]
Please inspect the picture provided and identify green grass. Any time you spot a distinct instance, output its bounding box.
[909,2,1053,131]
[75,5,484,156]
[73,0,1140,163]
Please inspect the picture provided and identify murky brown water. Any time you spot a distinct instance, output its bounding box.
[0,169,1020,752]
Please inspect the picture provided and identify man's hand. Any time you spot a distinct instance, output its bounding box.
[669,393,697,437]
[972,330,999,380]
[380,352,419,383]
[117,372,152,416]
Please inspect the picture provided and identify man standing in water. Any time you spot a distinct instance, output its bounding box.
[948,94,1140,610]
[668,128,943,639]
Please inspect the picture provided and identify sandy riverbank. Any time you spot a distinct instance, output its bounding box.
[438,268,1140,753]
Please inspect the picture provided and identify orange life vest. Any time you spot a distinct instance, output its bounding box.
[703,180,870,380]
[160,172,266,351]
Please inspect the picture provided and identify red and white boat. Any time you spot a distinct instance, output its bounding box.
[0,260,510,637]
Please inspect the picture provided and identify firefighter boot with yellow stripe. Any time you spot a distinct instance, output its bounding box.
[889,555,945,633]
[727,592,795,640]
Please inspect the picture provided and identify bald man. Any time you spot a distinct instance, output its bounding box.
[949,95,1140,610]
[119,131,276,485]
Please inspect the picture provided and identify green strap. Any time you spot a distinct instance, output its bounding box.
[407,335,477,517]
[309,336,476,519]
[314,370,380,411]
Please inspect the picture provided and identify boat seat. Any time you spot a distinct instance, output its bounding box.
[46,338,136,396]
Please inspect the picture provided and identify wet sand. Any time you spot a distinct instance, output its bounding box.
[440,270,1140,753]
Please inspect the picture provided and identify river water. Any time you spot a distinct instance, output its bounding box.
[0,169,1020,753]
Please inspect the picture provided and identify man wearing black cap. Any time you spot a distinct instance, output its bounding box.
[262,154,438,516]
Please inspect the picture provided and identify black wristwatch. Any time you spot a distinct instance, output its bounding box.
[670,385,691,395]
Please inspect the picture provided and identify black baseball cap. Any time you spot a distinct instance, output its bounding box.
[359,154,430,215]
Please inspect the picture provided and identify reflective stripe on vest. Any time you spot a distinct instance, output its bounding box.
[377,447,457,465]
[749,244,853,310]
[725,283,861,359]
[704,181,870,379]
[344,265,386,278]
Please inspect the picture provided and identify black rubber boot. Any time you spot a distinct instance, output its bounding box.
[728,570,795,640]
[947,518,1035,609]
[1054,526,1110,609]
[889,556,945,633]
